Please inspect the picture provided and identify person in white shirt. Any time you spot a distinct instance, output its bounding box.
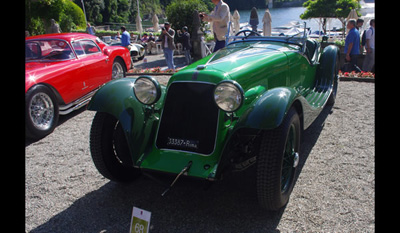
[200,0,230,52]
[362,19,375,72]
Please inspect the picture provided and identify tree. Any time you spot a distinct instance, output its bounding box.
[300,0,360,34]
[300,0,336,34]
[62,0,86,31]
[161,0,213,11]
[165,0,208,35]
[103,0,118,23]
[139,0,163,18]
[26,0,86,35]
[335,0,361,37]
[73,0,105,25]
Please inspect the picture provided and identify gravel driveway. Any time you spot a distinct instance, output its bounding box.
[26,80,374,232]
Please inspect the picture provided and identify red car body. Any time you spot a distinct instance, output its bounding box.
[25,33,131,139]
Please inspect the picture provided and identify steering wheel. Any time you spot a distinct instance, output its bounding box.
[235,29,261,38]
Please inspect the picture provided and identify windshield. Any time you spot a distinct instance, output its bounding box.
[226,21,308,50]
[25,39,75,62]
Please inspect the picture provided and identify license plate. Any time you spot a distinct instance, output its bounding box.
[167,137,199,149]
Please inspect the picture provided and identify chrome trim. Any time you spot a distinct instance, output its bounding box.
[154,81,220,156]
[59,88,99,115]
[293,152,300,168]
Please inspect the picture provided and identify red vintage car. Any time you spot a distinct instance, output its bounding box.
[26,33,132,139]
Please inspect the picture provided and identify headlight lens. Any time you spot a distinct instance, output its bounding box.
[214,81,244,112]
[133,76,161,105]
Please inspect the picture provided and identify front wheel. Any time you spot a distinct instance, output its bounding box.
[256,107,301,210]
[90,112,141,182]
[25,85,59,139]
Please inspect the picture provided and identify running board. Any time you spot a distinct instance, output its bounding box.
[305,85,332,109]
[59,89,98,115]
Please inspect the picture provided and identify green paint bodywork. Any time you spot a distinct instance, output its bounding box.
[88,39,339,180]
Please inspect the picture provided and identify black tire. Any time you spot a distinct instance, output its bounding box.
[90,112,141,182]
[256,107,301,210]
[138,53,145,60]
[25,85,59,139]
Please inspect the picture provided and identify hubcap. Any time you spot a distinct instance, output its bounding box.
[112,62,124,80]
[29,92,54,130]
[281,124,298,193]
[293,152,299,168]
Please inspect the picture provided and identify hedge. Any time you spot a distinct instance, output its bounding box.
[71,29,162,38]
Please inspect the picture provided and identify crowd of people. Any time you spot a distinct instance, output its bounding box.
[59,0,374,74]
[343,18,375,73]
[129,0,374,74]
[108,0,229,72]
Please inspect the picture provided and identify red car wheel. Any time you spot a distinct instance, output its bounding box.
[25,85,59,139]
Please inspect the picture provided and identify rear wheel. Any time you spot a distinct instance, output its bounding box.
[90,112,140,182]
[256,107,301,210]
[112,58,126,80]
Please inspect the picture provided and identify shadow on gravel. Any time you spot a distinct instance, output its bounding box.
[134,55,187,70]
[25,107,87,147]
[30,105,334,233]
[295,104,334,185]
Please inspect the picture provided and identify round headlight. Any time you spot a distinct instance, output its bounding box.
[214,81,244,112]
[133,76,161,105]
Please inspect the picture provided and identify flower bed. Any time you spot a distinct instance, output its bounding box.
[338,71,375,82]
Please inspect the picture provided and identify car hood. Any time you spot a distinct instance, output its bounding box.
[171,41,298,88]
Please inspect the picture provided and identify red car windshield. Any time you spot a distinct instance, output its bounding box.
[25,39,75,62]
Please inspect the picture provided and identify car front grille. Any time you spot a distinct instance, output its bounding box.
[156,82,219,155]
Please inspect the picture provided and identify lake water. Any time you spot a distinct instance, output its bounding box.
[234,7,344,32]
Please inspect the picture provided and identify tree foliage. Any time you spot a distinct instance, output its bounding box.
[335,0,361,18]
[165,0,208,35]
[27,0,293,36]
[161,0,213,11]
[74,0,105,25]
[300,0,360,33]
[301,0,360,20]
[26,0,86,35]
[74,0,163,24]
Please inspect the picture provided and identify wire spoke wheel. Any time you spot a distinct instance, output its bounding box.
[29,92,55,131]
[112,59,125,80]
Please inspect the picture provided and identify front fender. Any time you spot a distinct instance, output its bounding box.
[88,78,140,121]
[88,78,165,164]
[236,87,298,130]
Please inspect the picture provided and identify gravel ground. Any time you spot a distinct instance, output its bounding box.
[25,80,374,232]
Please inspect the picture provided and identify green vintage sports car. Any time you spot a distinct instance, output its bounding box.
[88,25,339,210]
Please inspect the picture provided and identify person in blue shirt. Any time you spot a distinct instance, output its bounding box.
[120,26,133,69]
[86,23,96,35]
[344,19,361,72]
[120,26,131,50]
